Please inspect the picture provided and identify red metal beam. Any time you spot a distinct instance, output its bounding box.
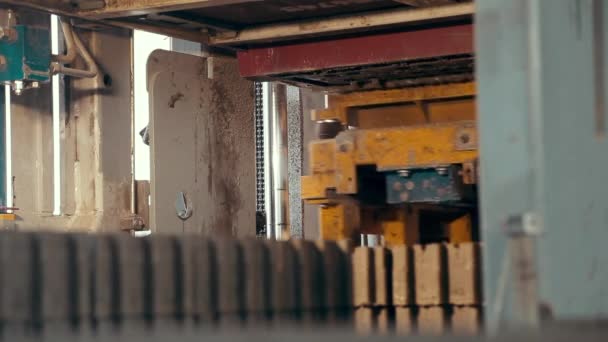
[237,24,474,78]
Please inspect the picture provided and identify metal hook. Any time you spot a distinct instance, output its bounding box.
[175,192,193,221]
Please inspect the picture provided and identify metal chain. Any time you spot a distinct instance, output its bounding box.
[254,82,265,212]
[254,82,267,237]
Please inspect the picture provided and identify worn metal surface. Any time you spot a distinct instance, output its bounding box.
[4,0,470,22]
[267,83,289,240]
[287,86,303,239]
[6,10,133,231]
[148,50,255,237]
[302,123,477,201]
[300,88,324,240]
[272,56,474,91]
[209,3,474,47]
[168,0,402,27]
[237,24,473,84]
[315,82,476,123]
[0,0,473,52]
[302,84,476,242]
[477,0,608,329]
[334,122,477,194]
[0,25,51,83]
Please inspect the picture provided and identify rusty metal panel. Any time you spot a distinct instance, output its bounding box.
[237,24,473,85]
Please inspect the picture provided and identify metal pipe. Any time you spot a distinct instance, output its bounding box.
[130,38,136,216]
[51,27,99,79]
[263,82,275,240]
[52,18,77,64]
[272,83,289,240]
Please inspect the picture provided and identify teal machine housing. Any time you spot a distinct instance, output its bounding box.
[0,23,51,208]
[0,25,51,83]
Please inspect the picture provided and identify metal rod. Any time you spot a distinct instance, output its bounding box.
[272,83,289,240]
[52,18,77,64]
[51,27,99,79]
[130,32,136,216]
[263,82,275,240]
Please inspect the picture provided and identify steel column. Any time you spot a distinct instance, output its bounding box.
[287,85,303,239]
[477,0,608,331]
[0,86,5,207]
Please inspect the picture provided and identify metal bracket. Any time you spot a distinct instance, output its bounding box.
[504,212,543,237]
[455,122,477,151]
[175,192,193,221]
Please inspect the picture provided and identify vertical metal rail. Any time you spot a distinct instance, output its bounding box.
[286,86,303,239]
[593,0,606,139]
[263,82,275,240]
[272,84,289,240]
[254,81,267,237]
[262,83,297,240]
[0,86,5,207]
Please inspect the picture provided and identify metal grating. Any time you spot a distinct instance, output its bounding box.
[276,54,475,91]
[254,81,266,236]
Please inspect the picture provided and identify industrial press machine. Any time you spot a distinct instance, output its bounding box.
[0,0,606,340]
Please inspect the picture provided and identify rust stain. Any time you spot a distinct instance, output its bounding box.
[168,92,184,109]
[208,72,243,237]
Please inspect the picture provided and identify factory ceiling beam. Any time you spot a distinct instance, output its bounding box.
[0,0,473,49]
[0,0,260,18]
[76,0,262,20]
[237,23,474,78]
[393,0,458,7]
[0,0,76,16]
[210,2,474,46]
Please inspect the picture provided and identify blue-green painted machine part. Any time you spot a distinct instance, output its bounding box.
[0,86,5,207]
[385,166,470,204]
[0,25,51,83]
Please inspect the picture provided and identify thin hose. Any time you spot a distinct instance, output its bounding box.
[51,21,99,79]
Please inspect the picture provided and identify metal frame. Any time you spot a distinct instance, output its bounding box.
[0,1,473,50]
[477,0,608,330]
[237,24,473,78]
[0,86,5,208]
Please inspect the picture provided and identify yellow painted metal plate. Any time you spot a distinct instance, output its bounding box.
[335,122,478,194]
[0,213,17,221]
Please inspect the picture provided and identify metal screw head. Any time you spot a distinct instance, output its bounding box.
[436,167,449,176]
[460,133,470,144]
[504,212,543,236]
[12,81,23,96]
[398,170,411,178]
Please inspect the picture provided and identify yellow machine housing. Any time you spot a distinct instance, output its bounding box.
[302,82,478,246]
